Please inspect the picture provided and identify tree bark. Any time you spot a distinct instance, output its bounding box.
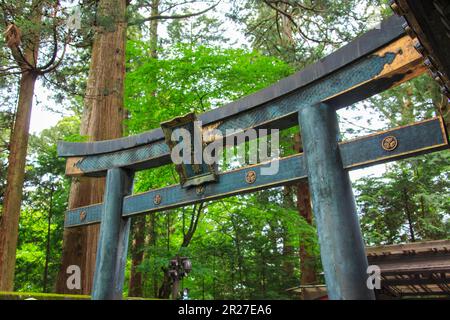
[0,3,42,290]
[149,213,158,296]
[43,185,54,293]
[128,216,146,297]
[0,70,38,291]
[56,0,128,295]
[149,0,160,59]
[403,188,416,242]
[282,186,295,279]
[294,133,317,285]
[297,181,317,284]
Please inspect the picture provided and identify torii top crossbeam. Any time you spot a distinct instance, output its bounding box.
[57,3,450,300]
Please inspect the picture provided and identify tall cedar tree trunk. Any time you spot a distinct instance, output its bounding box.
[0,5,42,291]
[403,188,416,242]
[128,216,145,297]
[56,0,127,294]
[294,133,317,285]
[129,214,157,297]
[128,0,160,297]
[43,186,54,292]
[282,186,295,280]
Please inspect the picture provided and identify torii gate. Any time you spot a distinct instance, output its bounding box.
[57,5,450,300]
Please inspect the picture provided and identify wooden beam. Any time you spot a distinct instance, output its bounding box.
[64,117,448,227]
[382,278,450,287]
[65,157,84,176]
[366,240,450,256]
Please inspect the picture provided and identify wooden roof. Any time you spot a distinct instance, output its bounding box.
[367,240,450,298]
[288,240,450,299]
[391,0,450,97]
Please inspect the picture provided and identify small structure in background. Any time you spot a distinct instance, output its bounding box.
[367,240,450,299]
[168,256,192,300]
[287,240,450,300]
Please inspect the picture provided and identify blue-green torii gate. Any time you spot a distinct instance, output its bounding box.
[57,14,450,300]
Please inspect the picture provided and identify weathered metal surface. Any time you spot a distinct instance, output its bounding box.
[62,35,425,177]
[299,103,374,300]
[91,168,133,300]
[160,112,218,188]
[65,155,307,227]
[341,117,448,169]
[57,15,406,158]
[63,117,448,228]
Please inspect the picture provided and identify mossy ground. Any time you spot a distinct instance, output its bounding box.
[0,291,158,300]
[0,291,90,300]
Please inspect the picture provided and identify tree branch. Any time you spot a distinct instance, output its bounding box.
[129,0,220,26]
[181,202,204,247]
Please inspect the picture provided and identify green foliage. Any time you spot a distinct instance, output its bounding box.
[123,39,315,299]
[125,41,293,133]
[125,40,293,192]
[367,74,442,127]
[229,0,393,68]
[134,192,316,300]
[13,117,79,293]
[165,14,230,47]
[355,153,450,245]
[354,75,450,245]
[0,110,14,206]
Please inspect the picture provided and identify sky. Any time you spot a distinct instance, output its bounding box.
[27,1,388,182]
[29,1,249,134]
[30,82,63,134]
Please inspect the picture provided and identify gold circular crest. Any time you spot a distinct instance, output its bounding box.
[79,211,87,222]
[245,170,257,184]
[154,194,162,205]
[382,136,398,151]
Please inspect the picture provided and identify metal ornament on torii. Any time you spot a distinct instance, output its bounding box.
[57,14,450,300]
